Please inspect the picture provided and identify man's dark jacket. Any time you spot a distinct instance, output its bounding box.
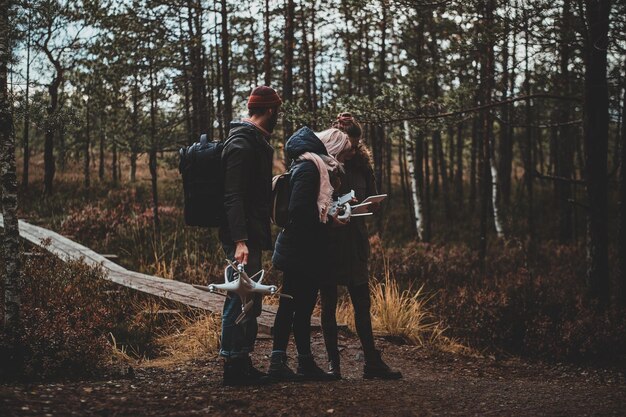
[272,127,331,275]
[219,121,274,250]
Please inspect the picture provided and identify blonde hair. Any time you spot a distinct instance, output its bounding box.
[315,128,352,159]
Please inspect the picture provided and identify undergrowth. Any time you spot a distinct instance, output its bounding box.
[13,159,626,365]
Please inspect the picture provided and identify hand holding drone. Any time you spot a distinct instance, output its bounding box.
[193,259,292,325]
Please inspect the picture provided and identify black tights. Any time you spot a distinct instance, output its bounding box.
[272,270,318,356]
[319,283,376,360]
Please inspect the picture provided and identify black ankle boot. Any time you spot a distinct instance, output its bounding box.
[363,350,402,380]
[223,357,246,386]
[246,356,268,380]
[224,357,271,386]
[297,355,335,381]
[268,352,299,381]
[327,355,342,380]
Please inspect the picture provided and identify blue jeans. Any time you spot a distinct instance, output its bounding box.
[219,243,263,358]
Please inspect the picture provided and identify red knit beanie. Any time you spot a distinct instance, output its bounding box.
[247,86,283,109]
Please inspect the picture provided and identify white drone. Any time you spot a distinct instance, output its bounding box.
[193,259,292,324]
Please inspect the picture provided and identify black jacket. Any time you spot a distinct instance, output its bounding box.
[272,127,331,275]
[219,121,274,250]
[327,145,377,286]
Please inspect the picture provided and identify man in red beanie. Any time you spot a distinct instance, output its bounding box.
[219,86,282,386]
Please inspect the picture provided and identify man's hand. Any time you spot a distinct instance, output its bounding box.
[234,241,249,265]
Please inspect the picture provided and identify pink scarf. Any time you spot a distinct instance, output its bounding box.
[298,129,351,223]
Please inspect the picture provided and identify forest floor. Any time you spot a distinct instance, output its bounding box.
[1,333,625,417]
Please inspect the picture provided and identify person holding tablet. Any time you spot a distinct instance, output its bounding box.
[319,113,402,380]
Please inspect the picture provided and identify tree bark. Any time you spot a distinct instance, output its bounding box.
[44,73,61,195]
[263,0,271,86]
[422,137,431,242]
[220,0,232,130]
[405,120,424,240]
[300,4,312,113]
[130,75,140,183]
[524,10,534,249]
[149,58,160,236]
[1,0,20,331]
[98,111,105,181]
[22,13,30,189]
[178,12,193,144]
[556,0,575,242]
[498,10,512,207]
[282,0,295,144]
[187,0,209,137]
[84,97,91,189]
[455,121,464,206]
[618,88,626,307]
[582,0,611,306]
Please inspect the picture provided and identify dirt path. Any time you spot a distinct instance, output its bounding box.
[2,334,625,417]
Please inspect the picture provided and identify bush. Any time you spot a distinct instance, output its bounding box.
[0,249,121,381]
[369,237,626,362]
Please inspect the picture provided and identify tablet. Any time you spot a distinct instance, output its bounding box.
[360,194,388,205]
[351,202,373,215]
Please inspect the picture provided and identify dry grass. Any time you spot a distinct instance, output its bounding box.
[336,255,476,355]
[154,310,221,363]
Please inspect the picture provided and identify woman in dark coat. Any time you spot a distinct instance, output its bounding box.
[269,126,352,381]
[319,113,402,380]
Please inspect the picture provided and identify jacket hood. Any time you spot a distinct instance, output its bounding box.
[285,126,327,160]
[229,121,260,137]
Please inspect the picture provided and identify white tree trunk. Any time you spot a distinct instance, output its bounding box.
[490,155,505,238]
[404,120,424,240]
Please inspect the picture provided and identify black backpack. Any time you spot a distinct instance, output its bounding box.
[179,134,225,227]
[271,170,291,228]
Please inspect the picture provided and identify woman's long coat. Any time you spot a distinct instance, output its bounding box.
[327,145,377,286]
[272,127,332,276]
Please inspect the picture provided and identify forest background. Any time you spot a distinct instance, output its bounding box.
[1,0,626,380]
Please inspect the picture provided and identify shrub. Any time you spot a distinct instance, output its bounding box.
[0,249,120,381]
[368,237,626,361]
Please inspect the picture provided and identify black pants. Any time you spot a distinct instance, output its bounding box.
[319,283,376,360]
[272,270,319,356]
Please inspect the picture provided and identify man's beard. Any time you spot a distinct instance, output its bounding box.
[267,110,279,132]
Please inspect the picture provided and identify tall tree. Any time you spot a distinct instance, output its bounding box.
[618,88,626,307]
[283,0,295,143]
[221,0,232,129]
[187,0,209,137]
[581,0,611,305]
[21,8,31,189]
[263,0,271,86]
[1,0,20,331]
[32,0,83,195]
[556,0,575,242]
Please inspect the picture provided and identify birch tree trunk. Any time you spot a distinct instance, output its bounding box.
[404,120,424,240]
[1,0,20,331]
